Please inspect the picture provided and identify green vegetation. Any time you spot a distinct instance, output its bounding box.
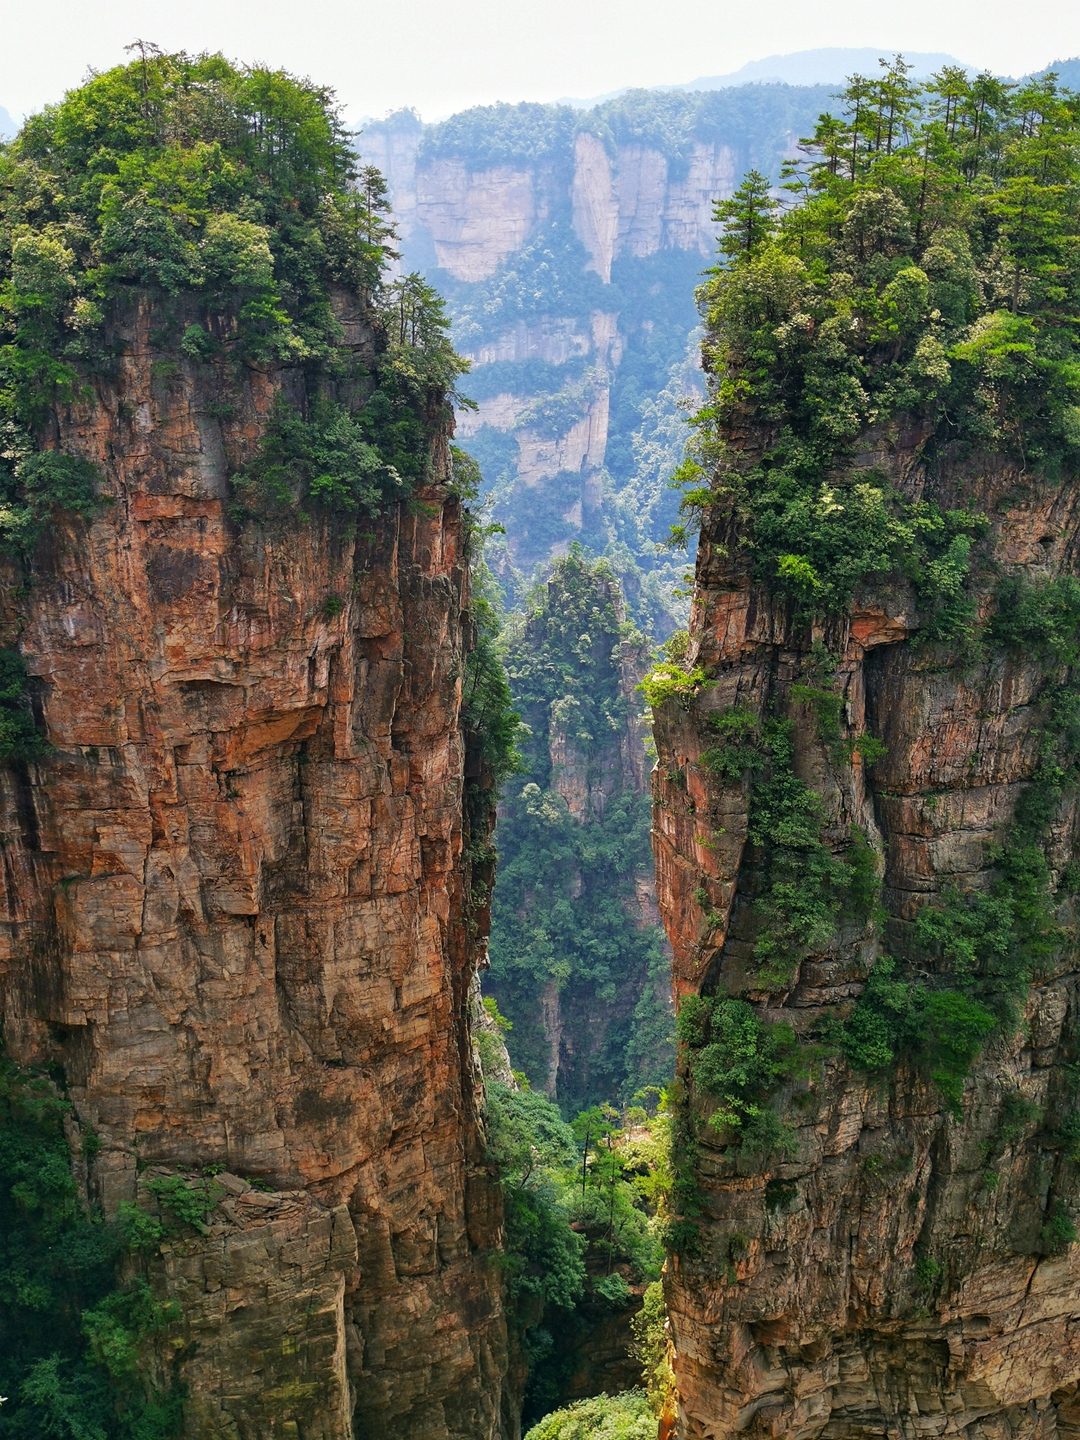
[485,1083,587,1323]
[419,102,578,169]
[0,649,46,762]
[0,50,467,539]
[839,959,997,1115]
[676,994,805,1155]
[695,702,882,989]
[232,395,405,518]
[742,717,853,986]
[453,461,524,863]
[523,1390,655,1440]
[0,445,103,549]
[700,704,761,781]
[462,567,523,788]
[842,667,1080,1108]
[486,550,674,1111]
[639,635,712,709]
[0,1057,183,1439]
[2,50,376,380]
[484,1080,668,1425]
[679,60,1080,628]
[1041,1201,1079,1252]
[629,1279,674,1420]
[990,574,1080,664]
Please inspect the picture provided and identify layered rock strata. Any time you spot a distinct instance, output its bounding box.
[0,292,511,1440]
[357,113,746,576]
[651,437,1080,1439]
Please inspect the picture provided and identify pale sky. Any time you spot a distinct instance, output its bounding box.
[1,0,1078,126]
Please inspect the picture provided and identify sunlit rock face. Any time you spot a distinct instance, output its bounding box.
[0,289,512,1440]
[651,430,1080,1439]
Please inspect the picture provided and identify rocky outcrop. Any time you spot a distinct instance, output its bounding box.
[362,126,739,280]
[651,437,1080,1439]
[415,159,542,282]
[0,291,512,1439]
[355,111,740,582]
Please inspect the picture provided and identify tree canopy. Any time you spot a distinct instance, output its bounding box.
[681,59,1080,621]
[0,49,467,529]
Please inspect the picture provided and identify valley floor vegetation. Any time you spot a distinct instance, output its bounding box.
[479,1040,674,1429]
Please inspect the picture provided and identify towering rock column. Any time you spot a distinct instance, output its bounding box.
[651,438,1080,1440]
[0,290,511,1440]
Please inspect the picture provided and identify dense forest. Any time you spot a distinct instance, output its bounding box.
[483,549,674,1111]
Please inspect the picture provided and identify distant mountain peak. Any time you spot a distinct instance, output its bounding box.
[558,46,970,110]
[674,46,968,92]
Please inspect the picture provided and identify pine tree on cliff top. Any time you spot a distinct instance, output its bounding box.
[0,49,468,533]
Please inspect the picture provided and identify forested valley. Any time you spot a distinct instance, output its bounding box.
[1,38,1080,1440]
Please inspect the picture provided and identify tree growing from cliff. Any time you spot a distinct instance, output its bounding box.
[713,170,778,261]
[0,50,468,537]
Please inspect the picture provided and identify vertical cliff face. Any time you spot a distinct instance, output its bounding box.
[646,70,1080,1440]
[652,445,1080,1439]
[0,290,511,1439]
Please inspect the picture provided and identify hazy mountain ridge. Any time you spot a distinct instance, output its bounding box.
[356,53,1079,625]
[358,83,834,628]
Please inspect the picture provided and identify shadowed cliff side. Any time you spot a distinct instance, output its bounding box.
[0,53,515,1440]
[648,62,1080,1440]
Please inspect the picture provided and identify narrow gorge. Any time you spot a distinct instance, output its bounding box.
[3,39,1080,1440]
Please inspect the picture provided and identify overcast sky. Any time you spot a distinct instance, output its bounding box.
[2,0,1078,125]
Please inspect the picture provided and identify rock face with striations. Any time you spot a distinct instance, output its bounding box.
[357,93,828,612]
[0,287,512,1440]
[651,435,1080,1437]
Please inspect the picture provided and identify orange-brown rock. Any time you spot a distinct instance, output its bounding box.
[0,292,513,1439]
[651,438,1080,1439]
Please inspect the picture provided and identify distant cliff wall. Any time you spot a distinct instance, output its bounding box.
[358,88,830,626]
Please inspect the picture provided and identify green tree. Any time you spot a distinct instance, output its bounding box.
[713,170,778,262]
[485,551,674,1110]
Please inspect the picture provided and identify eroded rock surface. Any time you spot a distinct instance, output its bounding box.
[0,293,511,1439]
[651,440,1080,1439]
